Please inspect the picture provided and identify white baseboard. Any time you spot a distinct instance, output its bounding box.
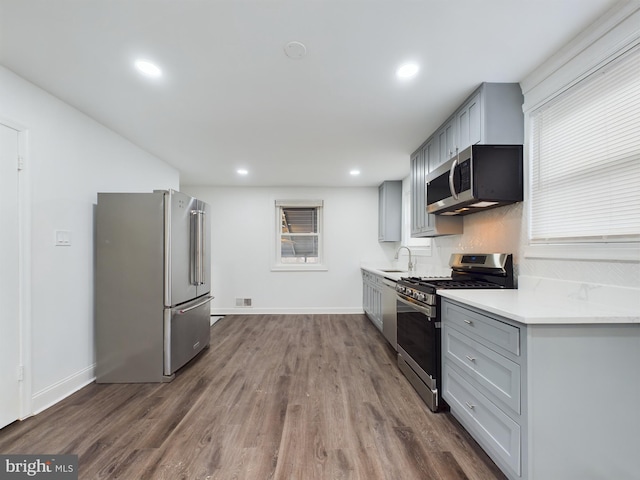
[212,307,364,315]
[32,364,95,415]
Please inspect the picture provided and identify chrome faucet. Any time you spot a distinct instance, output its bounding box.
[395,246,414,272]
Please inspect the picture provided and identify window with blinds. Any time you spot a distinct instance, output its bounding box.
[529,43,640,243]
[275,200,323,266]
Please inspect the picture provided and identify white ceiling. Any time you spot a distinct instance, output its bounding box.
[0,0,617,187]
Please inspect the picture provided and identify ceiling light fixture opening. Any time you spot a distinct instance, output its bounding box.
[134,59,162,78]
[284,41,307,59]
[396,62,420,79]
[350,170,361,176]
[237,169,249,175]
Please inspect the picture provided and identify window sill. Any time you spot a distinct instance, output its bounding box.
[271,265,329,272]
[524,243,640,262]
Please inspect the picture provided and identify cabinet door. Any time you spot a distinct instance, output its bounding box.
[410,150,424,235]
[378,184,385,240]
[444,324,521,414]
[443,365,521,476]
[457,92,482,151]
[378,181,402,242]
[437,118,456,167]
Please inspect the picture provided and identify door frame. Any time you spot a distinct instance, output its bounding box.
[1,116,33,420]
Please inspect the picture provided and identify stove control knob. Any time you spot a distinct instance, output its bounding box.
[416,293,425,302]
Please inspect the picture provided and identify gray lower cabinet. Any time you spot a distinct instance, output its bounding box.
[442,300,525,479]
[441,298,640,480]
[362,270,383,331]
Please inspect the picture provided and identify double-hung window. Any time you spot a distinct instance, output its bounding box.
[274,200,324,270]
[529,43,640,245]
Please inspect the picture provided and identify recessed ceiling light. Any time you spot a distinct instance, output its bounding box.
[134,59,162,78]
[396,62,419,79]
[237,169,248,175]
[350,170,360,176]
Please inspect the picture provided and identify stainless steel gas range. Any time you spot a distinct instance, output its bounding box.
[395,253,515,412]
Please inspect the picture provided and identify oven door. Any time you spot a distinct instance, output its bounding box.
[396,294,441,395]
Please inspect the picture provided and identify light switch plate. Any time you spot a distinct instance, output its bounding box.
[55,230,71,246]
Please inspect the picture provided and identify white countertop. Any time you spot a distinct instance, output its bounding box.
[360,267,640,325]
[360,265,407,281]
[439,276,640,325]
[360,263,450,281]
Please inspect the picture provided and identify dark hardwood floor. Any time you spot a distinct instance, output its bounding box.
[0,314,506,479]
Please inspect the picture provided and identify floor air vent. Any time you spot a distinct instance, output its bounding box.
[235,298,252,307]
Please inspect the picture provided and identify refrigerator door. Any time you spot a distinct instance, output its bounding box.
[164,295,213,375]
[165,191,199,307]
[96,192,165,383]
[195,199,211,297]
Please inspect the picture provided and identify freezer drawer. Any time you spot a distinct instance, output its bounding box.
[164,295,213,376]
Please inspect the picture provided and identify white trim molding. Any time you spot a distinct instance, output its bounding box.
[31,365,95,416]
[1,118,34,421]
[521,1,640,112]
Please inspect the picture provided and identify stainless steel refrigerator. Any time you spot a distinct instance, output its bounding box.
[95,190,212,383]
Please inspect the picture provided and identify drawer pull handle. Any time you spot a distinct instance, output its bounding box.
[465,355,476,362]
[465,402,476,410]
[463,319,473,325]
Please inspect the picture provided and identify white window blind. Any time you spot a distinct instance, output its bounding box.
[530,44,640,243]
[275,200,323,267]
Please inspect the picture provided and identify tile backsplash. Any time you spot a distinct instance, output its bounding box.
[428,202,640,288]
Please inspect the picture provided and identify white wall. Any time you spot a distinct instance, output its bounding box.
[0,66,180,414]
[182,186,396,314]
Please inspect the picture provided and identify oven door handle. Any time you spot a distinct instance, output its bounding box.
[397,294,435,317]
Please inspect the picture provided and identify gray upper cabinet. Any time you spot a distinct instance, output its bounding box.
[456,91,481,151]
[378,180,402,242]
[410,82,523,237]
[436,116,456,170]
[411,141,463,237]
[438,83,523,165]
[454,83,524,154]
[410,149,426,236]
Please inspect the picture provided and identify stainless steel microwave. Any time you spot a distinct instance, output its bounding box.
[425,144,523,216]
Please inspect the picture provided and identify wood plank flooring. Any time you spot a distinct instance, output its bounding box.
[0,314,506,480]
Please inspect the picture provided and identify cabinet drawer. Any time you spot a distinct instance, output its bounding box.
[443,364,521,476]
[443,325,520,414]
[442,301,520,356]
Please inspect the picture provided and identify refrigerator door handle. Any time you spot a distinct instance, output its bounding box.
[178,295,214,314]
[190,209,206,285]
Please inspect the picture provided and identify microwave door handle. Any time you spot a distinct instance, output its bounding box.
[448,157,459,200]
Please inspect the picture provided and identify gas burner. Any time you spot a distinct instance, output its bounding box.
[426,279,504,289]
[396,253,514,305]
